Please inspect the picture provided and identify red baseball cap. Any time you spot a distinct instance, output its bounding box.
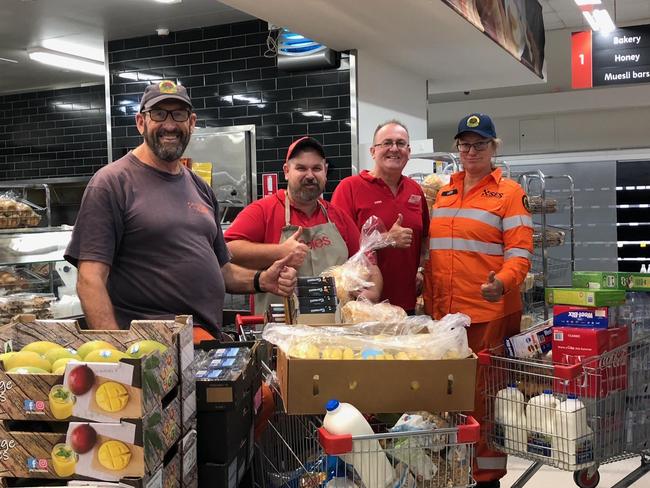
[285,137,326,164]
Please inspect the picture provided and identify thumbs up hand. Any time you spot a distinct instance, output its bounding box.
[281,226,309,268]
[481,271,504,302]
[387,213,413,248]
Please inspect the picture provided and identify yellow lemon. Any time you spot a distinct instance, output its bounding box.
[77,341,117,360]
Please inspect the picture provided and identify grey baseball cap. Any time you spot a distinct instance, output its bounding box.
[139,80,193,112]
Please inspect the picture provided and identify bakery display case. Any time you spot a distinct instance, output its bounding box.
[0,183,74,322]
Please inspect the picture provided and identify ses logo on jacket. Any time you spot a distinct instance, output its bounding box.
[481,189,504,199]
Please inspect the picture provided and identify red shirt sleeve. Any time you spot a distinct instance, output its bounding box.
[224,200,267,243]
[330,206,361,257]
[331,177,356,223]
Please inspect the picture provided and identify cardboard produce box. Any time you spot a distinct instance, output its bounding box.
[0,316,191,422]
[180,429,198,488]
[573,271,650,291]
[276,349,476,414]
[0,396,180,482]
[545,288,626,307]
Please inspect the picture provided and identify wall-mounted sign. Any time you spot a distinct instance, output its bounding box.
[572,25,650,89]
[262,173,278,197]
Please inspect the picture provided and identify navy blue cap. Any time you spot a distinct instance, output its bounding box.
[326,399,339,412]
[455,113,497,139]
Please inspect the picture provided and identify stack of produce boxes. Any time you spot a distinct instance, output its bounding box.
[570,271,650,451]
[194,341,262,488]
[0,314,195,488]
[545,285,629,459]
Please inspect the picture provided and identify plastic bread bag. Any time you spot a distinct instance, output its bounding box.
[420,173,450,211]
[321,216,396,304]
[340,297,407,324]
[262,313,472,360]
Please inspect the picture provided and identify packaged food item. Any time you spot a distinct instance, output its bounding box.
[340,298,407,324]
[545,288,626,307]
[526,390,559,461]
[573,271,650,292]
[553,305,617,329]
[420,174,450,211]
[262,313,472,360]
[555,394,595,469]
[494,384,527,452]
[504,321,553,359]
[321,216,396,305]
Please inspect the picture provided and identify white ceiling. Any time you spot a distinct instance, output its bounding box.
[0,0,252,94]
[3,0,650,95]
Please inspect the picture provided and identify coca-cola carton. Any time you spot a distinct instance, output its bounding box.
[552,326,629,398]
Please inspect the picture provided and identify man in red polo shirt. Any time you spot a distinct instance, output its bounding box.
[225,137,382,314]
[332,120,429,313]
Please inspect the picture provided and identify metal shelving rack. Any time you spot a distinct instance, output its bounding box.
[514,170,576,321]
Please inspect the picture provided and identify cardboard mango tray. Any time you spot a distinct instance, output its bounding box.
[0,315,192,422]
[0,389,181,482]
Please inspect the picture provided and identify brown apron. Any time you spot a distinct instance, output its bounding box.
[254,192,349,314]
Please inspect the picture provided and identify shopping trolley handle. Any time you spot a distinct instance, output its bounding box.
[477,349,491,366]
[235,314,265,332]
[457,415,480,443]
[553,362,584,380]
[318,427,353,455]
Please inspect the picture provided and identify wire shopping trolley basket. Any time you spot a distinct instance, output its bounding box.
[477,333,650,488]
[318,413,480,488]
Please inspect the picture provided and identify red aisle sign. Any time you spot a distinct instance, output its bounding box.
[262,173,278,197]
[572,31,593,89]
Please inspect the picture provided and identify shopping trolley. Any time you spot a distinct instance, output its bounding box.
[478,334,650,488]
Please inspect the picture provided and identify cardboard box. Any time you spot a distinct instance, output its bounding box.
[505,321,553,359]
[180,430,197,488]
[0,316,191,422]
[545,288,626,307]
[572,271,650,291]
[553,305,617,329]
[197,437,248,488]
[0,397,180,482]
[276,349,476,414]
[552,326,629,398]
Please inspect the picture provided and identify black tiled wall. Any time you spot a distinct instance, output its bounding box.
[0,85,107,180]
[108,19,352,200]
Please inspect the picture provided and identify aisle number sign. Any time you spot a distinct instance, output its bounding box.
[572,24,650,89]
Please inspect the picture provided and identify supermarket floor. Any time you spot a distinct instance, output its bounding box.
[501,456,648,487]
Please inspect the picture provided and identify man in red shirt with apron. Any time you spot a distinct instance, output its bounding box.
[225,137,382,314]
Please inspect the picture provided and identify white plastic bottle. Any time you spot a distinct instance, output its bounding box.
[526,389,559,460]
[494,383,527,452]
[322,400,395,488]
[555,394,595,469]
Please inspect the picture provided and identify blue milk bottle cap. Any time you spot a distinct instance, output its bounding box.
[508,383,517,388]
[543,389,552,394]
[326,399,340,412]
[567,393,577,400]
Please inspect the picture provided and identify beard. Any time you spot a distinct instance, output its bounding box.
[289,179,324,202]
[143,122,191,162]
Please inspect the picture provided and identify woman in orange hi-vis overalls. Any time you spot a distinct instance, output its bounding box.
[427,113,533,488]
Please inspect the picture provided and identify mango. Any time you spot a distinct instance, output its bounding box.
[7,366,50,374]
[342,348,355,360]
[22,341,62,355]
[4,351,51,372]
[0,352,17,368]
[98,440,132,470]
[45,348,81,365]
[77,341,117,359]
[96,381,129,412]
[127,340,167,358]
[84,349,129,364]
[52,358,79,374]
[67,365,95,395]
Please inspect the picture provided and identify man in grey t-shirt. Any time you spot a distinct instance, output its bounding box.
[65,81,297,336]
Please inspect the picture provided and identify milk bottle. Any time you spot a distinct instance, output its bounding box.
[555,394,594,469]
[526,389,559,460]
[494,383,527,451]
[322,400,395,488]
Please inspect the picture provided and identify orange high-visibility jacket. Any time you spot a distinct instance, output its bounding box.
[428,168,533,323]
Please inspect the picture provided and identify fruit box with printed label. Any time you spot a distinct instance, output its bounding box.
[0,315,191,422]
[0,394,181,482]
[180,429,197,488]
[545,288,626,307]
[277,348,477,414]
[572,271,650,292]
[553,305,617,329]
[552,326,630,398]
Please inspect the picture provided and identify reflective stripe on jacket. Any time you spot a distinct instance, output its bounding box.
[428,167,533,323]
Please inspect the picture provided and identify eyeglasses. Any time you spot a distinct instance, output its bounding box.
[142,108,191,122]
[373,140,409,149]
[457,141,491,153]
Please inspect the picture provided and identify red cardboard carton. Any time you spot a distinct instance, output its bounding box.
[552,326,629,398]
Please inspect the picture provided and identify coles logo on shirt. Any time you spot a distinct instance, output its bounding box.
[299,235,332,249]
[408,194,422,205]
